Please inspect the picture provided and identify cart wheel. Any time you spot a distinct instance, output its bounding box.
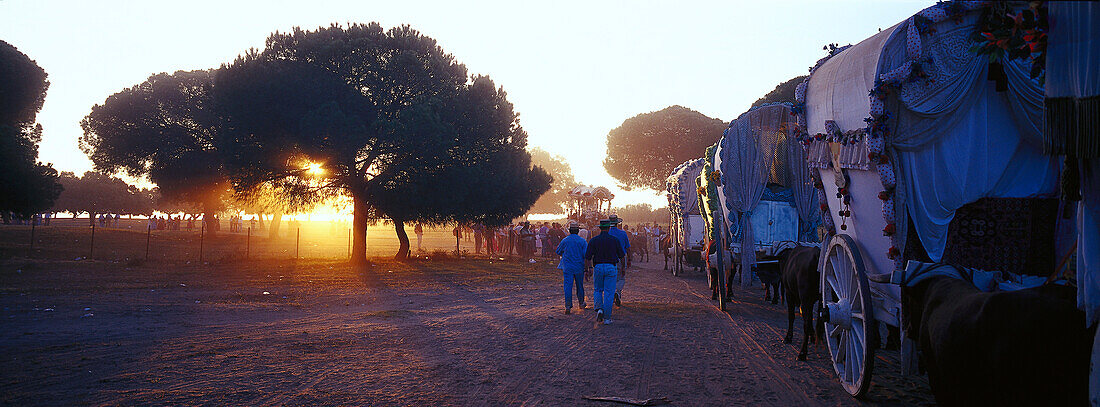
[819,234,877,398]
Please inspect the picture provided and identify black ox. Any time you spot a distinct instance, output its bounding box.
[902,276,1094,406]
[776,246,823,361]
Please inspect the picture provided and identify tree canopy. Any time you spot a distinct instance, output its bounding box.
[0,40,62,220]
[527,147,576,215]
[603,105,726,191]
[609,203,671,226]
[80,70,229,233]
[751,75,807,107]
[52,171,157,218]
[217,23,549,259]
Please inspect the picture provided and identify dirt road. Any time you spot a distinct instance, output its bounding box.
[0,255,933,406]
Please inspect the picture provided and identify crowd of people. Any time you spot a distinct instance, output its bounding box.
[416,220,665,262]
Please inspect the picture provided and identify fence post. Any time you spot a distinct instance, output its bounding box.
[295,227,300,259]
[246,227,251,260]
[29,221,36,256]
[145,225,151,260]
[199,224,205,263]
[89,222,95,260]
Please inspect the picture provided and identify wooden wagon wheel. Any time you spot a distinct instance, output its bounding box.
[818,234,877,398]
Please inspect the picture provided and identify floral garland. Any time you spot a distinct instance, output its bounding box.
[969,1,1048,84]
[796,1,985,269]
[667,159,705,216]
[867,0,984,269]
[792,45,851,237]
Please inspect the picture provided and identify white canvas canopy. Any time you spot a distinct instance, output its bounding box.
[713,103,819,286]
[803,7,1058,278]
[666,158,705,249]
[665,159,704,217]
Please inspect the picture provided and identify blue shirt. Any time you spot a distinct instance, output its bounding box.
[555,234,587,274]
[608,227,630,253]
[585,232,625,265]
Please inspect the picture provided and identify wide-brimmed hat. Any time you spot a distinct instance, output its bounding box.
[608,214,622,223]
[599,219,614,228]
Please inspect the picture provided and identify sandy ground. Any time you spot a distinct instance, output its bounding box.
[0,251,935,406]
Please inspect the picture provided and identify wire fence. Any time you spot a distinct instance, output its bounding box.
[0,218,498,263]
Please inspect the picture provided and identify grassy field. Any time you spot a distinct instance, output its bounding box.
[0,219,502,264]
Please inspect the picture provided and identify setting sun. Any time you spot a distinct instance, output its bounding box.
[305,161,324,176]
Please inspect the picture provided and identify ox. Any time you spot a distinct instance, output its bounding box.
[755,253,783,305]
[777,246,823,360]
[902,276,1093,406]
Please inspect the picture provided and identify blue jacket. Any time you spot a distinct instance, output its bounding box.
[555,234,587,274]
[585,232,625,265]
[608,227,630,253]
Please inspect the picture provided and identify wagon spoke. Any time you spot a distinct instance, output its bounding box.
[826,275,841,299]
[838,332,848,362]
[851,319,864,349]
[832,251,848,297]
[849,329,862,376]
[844,332,855,383]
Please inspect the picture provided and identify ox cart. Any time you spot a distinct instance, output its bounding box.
[709,103,823,306]
[666,159,707,275]
[794,1,1091,400]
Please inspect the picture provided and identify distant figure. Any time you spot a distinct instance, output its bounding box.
[473,223,484,254]
[578,224,590,240]
[607,215,630,307]
[556,223,588,314]
[585,219,625,325]
[549,223,566,258]
[485,226,496,255]
[537,223,550,257]
[415,223,424,251]
[520,222,535,258]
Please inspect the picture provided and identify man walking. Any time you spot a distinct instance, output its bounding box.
[556,223,588,314]
[585,219,625,325]
[607,215,630,307]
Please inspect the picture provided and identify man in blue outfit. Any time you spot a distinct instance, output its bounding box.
[607,215,631,307]
[556,223,588,314]
[585,219,626,325]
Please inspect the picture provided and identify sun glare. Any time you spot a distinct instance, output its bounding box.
[305,161,325,176]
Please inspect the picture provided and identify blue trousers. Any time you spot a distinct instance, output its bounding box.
[593,263,618,319]
[564,272,585,308]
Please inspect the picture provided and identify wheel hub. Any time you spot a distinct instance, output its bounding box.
[824,299,852,330]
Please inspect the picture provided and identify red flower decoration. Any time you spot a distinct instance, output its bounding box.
[838,187,848,196]
[878,191,890,201]
[888,246,900,259]
[820,203,829,211]
[883,223,896,236]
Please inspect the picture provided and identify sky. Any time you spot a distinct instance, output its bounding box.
[0,0,930,210]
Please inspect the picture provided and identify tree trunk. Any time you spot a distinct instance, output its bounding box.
[394,219,410,260]
[256,213,266,229]
[269,212,283,239]
[351,197,368,264]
